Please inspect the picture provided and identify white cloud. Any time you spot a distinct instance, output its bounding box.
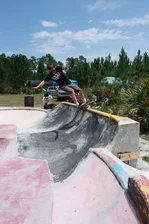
[136,32,144,40]
[20,48,25,52]
[86,0,125,11]
[72,28,129,42]
[29,28,135,55]
[40,20,58,27]
[31,30,72,40]
[0,51,13,56]
[63,45,75,50]
[86,45,91,49]
[103,14,149,27]
[33,43,73,55]
[31,31,51,38]
[31,28,129,41]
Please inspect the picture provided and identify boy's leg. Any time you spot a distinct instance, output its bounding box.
[67,84,87,103]
[61,85,79,105]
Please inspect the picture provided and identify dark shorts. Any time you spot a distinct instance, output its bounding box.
[61,83,81,94]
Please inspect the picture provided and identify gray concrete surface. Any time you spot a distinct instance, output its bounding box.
[17,104,140,181]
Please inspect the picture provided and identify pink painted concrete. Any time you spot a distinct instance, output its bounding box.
[128,175,149,224]
[93,149,129,190]
[53,153,139,224]
[0,124,17,158]
[0,158,53,224]
[0,112,144,224]
[0,124,53,224]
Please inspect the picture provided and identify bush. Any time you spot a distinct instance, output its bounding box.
[120,78,149,131]
[3,86,25,94]
[142,156,149,163]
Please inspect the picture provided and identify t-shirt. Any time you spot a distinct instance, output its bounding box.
[44,66,71,87]
[43,95,53,106]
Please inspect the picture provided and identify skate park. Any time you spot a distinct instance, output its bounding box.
[0,103,149,224]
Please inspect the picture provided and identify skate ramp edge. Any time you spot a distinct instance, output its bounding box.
[57,101,121,122]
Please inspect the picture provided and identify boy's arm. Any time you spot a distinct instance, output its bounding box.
[62,66,68,71]
[33,80,46,92]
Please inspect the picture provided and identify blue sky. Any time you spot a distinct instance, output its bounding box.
[1,0,149,63]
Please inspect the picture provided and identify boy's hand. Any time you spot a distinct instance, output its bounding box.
[33,87,38,92]
[62,66,68,70]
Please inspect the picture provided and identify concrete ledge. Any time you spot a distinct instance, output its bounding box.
[109,117,139,154]
[128,175,149,224]
[107,117,140,167]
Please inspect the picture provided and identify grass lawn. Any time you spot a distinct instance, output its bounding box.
[0,93,59,108]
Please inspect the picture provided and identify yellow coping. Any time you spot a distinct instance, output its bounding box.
[140,185,149,203]
[56,102,120,123]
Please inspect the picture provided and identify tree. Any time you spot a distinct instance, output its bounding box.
[0,53,10,92]
[37,58,47,80]
[132,50,143,81]
[66,57,75,69]
[116,48,130,84]
[29,56,38,79]
[142,52,149,76]
[8,54,31,91]
[45,54,57,65]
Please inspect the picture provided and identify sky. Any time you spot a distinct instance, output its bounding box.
[1,0,149,63]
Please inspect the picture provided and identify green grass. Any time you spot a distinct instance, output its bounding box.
[142,156,149,163]
[140,134,149,141]
[0,92,58,108]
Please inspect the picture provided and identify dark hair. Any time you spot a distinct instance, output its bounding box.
[44,92,49,97]
[47,63,54,69]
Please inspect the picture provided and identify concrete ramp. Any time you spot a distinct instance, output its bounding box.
[0,157,53,224]
[0,104,148,223]
[53,152,139,224]
[17,104,118,182]
[0,123,53,224]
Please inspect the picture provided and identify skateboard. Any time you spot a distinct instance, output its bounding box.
[78,100,96,110]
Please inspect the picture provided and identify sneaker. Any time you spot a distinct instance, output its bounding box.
[79,102,86,110]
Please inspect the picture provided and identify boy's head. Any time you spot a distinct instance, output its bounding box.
[47,63,57,74]
[47,63,54,69]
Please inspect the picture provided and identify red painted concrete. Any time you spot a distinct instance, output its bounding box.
[0,108,146,224]
[0,124,53,224]
[128,175,149,224]
[0,158,53,224]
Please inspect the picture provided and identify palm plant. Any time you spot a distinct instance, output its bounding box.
[120,79,149,131]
